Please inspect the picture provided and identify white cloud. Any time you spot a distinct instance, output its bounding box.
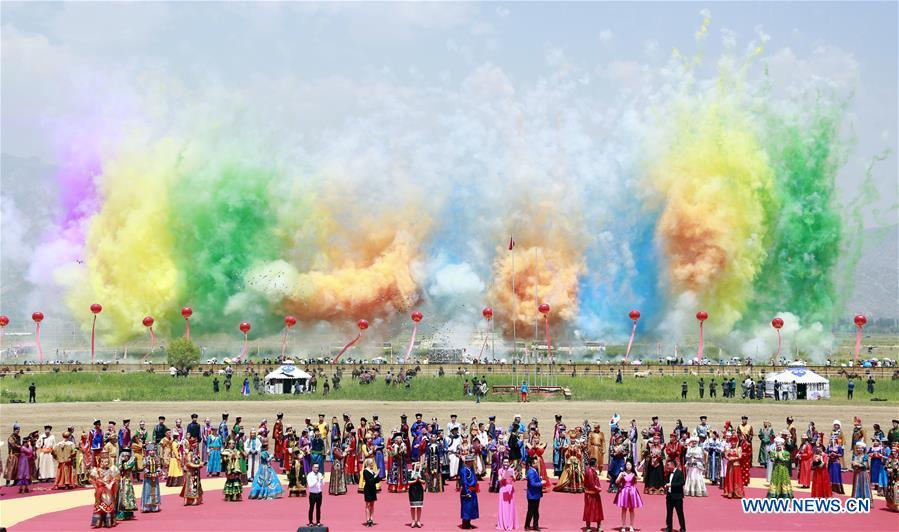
[428,263,486,298]
[599,29,614,44]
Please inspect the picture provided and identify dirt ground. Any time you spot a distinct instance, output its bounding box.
[2,400,895,439]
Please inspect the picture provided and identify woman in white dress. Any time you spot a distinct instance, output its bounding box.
[684,437,707,497]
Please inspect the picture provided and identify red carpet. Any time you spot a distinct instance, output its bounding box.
[10,480,896,531]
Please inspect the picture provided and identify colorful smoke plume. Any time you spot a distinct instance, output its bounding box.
[7,13,886,358]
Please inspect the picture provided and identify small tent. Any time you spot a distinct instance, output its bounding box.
[264,362,312,394]
[765,368,830,400]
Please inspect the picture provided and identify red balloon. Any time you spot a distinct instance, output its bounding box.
[482,307,493,320]
[142,316,155,328]
[32,312,44,323]
[854,314,867,327]
[771,317,784,330]
[629,309,641,321]
[239,321,251,334]
[696,311,708,322]
[411,311,423,323]
[284,315,297,328]
[538,303,551,315]
[0,315,9,327]
[357,319,369,331]
[90,303,103,314]
[181,307,193,319]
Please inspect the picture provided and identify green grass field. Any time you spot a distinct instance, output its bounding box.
[1,371,896,404]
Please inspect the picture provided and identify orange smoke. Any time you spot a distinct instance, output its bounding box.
[489,246,582,335]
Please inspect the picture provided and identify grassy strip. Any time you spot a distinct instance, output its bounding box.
[1,371,896,404]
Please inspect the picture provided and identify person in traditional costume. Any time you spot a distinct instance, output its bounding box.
[738,416,754,467]
[141,444,162,512]
[372,428,386,480]
[249,449,283,499]
[827,434,845,494]
[851,442,872,500]
[628,418,640,467]
[387,433,409,492]
[554,430,585,492]
[36,425,58,482]
[166,432,184,487]
[459,454,480,530]
[116,451,138,520]
[683,437,706,496]
[245,428,262,483]
[288,448,307,497]
[721,434,744,499]
[130,432,144,482]
[89,420,105,465]
[810,443,832,498]
[527,431,552,491]
[830,420,845,470]
[426,432,445,493]
[330,440,348,495]
[180,438,204,505]
[608,430,628,493]
[204,426,223,476]
[495,457,519,531]
[613,460,643,532]
[78,431,92,486]
[272,413,285,470]
[222,439,244,502]
[641,434,665,495]
[758,420,774,469]
[471,431,487,478]
[869,437,889,495]
[311,427,327,476]
[553,425,569,478]
[588,423,605,471]
[16,437,35,493]
[851,417,866,447]
[583,457,604,532]
[664,431,684,474]
[797,434,814,488]
[89,453,119,528]
[884,442,899,512]
[53,431,77,489]
[766,438,793,498]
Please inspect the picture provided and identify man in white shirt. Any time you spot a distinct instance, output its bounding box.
[306,463,324,526]
[446,414,462,435]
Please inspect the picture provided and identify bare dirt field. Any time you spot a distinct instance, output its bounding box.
[2,400,895,437]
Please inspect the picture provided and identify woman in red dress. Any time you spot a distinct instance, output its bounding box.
[664,432,684,473]
[722,435,744,499]
[740,434,753,487]
[810,443,833,498]
[344,430,358,484]
[797,435,814,488]
[527,432,553,492]
[583,457,604,532]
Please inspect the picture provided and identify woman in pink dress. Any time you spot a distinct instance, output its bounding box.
[496,458,519,530]
[613,460,643,532]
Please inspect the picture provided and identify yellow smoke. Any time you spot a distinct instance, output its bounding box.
[61,138,183,343]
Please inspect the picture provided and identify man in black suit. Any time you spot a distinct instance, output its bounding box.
[665,466,686,532]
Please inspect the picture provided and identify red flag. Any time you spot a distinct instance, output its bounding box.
[508,235,515,250]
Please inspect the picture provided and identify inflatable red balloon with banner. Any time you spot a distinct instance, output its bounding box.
[236,321,251,361]
[695,311,708,363]
[333,319,369,364]
[32,312,44,363]
[538,303,553,362]
[482,307,493,320]
[771,317,784,360]
[142,316,156,361]
[281,315,298,358]
[181,307,193,339]
[89,303,102,363]
[853,314,867,364]
[624,309,641,362]
[0,315,8,354]
[405,311,424,363]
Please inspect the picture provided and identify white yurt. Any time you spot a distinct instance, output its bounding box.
[765,368,830,400]
[263,362,312,394]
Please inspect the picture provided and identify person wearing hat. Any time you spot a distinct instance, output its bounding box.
[447,425,463,479]
[459,452,480,529]
[152,416,167,446]
[588,423,606,471]
[140,443,163,512]
[796,434,814,488]
[851,416,866,446]
[885,441,899,511]
[767,437,793,498]
[219,413,230,444]
[272,413,285,469]
[53,431,77,489]
[89,452,119,525]
[683,436,705,497]
[36,425,58,482]
[851,441,872,500]
[186,414,200,444]
[703,430,723,487]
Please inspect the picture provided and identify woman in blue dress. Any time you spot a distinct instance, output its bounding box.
[206,428,223,476]
[249,450,284,499]
[869,437,890,495]
[851,442,872,500]
[826,436,845,494]
[141,444,162,512]
[373,430,386,480]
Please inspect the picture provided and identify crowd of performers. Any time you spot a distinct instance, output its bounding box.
[2,413,899,529]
